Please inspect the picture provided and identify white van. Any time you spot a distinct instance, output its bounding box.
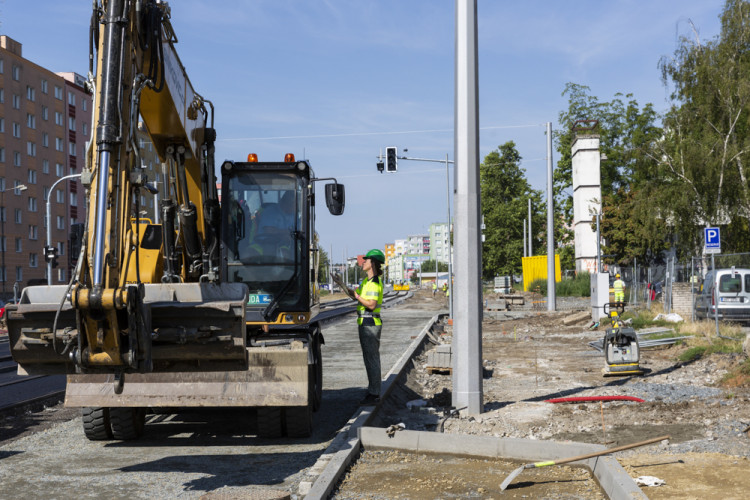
[694,268,750,322]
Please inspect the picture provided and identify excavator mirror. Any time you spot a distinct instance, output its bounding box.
[325,183,345,216]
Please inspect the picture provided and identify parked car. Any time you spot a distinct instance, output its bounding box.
[694,268,750,323]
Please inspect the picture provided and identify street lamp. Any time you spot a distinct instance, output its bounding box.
[1,184,28,297]
[47,174,82,285]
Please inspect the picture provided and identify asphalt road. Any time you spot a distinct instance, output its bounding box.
[0,296,444,500]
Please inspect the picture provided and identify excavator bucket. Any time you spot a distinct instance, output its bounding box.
[8,282,248,375]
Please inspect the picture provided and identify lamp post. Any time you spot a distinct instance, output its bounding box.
[47,174,82,285]
[377,151,454,317]
[1,184,28,297]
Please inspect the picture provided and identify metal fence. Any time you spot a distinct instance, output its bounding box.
[606,252,750,321]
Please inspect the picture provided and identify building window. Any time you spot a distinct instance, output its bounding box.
[27,142,37,157]
[15,267,23,282]
[15,238,22,252]
[68,117,75,131]
[29,253,38,268]
[0,117,3,133]
[0,88,4,103]
[12,122,21,137]
[42,133,49,148]
[12,94,21,109]
[70,192,78,207]
[12,64,20,81]
[42,106,48,120]
[0,148,4,163]
[58,268,66,282]
[56,215,65,230]
[57,242,65,256]
[82,122,88,136]
[14,151,22,167]
[28,169,37,184]
[0,208,4,223]
[15,209,22,224]
[28,197,37,213]
[26,113,36,129]
[68,142,76,156]
[29,225,38,240]
[42,160,50,174]
[54,86,63,100]
[56,138,64,152]
[56,163,65,176]
[0,58,3,73]
[26,86,35,101]
[82,98,87,111]
[68,92,76,106]
[41,79,48,94]
[56,189,65,203]
[55,112,64,126]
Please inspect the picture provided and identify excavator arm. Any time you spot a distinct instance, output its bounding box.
[8,0,246,376]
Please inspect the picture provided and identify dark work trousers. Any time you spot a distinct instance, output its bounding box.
[358,323,382,396]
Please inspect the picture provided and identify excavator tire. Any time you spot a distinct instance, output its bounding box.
[81,407,113,441]
[257,407,283,438]
[284,405,312,438]
[110,407,146,440]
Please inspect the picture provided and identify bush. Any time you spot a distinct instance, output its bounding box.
[527,272,591,297]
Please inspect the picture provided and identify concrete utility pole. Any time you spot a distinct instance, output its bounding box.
[453,0,483,415]
[546,122,556,311]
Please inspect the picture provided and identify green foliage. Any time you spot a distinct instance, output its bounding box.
[480,142,544,278]
[317,245,330,283]
[655,0,750,256]
[679,346,708,363]
[554,84,665,265]
[526,272,591,297]
[419,259,448,273]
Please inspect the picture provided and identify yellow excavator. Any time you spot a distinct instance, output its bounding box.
[7,0,344,439]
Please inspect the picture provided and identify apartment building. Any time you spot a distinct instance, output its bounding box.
[429,222,450,264]
[0,36,91,297]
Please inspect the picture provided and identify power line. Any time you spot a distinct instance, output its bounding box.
[218,123,545,142]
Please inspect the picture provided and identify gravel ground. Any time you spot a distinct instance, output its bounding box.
[342,290,750,499]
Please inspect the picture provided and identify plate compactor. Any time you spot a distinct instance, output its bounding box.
[602,303,643,376]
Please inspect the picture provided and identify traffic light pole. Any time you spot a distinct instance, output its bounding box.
[47,174,81,285]
[381,153,455,318]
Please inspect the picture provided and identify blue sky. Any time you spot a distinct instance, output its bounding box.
[1,1,725,263]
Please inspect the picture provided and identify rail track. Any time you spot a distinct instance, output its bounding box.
[0,290,409,416]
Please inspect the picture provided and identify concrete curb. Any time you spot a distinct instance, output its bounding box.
[357,427,647,500]
[302,311,443,499]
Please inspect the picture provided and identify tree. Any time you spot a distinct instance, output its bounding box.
[654,0,750,255]
[554,83,664,266]
[420,259,448,273]
[480,142,543,278]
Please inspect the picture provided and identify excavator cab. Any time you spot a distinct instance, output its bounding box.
[220,157,343,325]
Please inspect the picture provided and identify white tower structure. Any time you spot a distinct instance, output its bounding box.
[572,134,602,274]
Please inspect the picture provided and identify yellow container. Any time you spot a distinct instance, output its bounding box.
[522,255,561,291]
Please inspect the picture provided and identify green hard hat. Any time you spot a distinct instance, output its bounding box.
[365,249,386,264]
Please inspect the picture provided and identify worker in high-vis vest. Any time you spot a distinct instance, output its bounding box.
[613,273,626,304]
[354,249,386,406]
[432,281,437,296]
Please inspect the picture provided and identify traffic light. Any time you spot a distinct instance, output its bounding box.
[376,161,384,173]
[386,147,398,172]
[44,245,59,268]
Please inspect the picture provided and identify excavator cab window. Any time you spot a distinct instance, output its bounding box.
[224,172,307,311]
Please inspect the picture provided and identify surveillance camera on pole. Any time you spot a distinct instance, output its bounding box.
[386,147,398,172]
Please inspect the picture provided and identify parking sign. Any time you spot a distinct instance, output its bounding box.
[704,227,721,254]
